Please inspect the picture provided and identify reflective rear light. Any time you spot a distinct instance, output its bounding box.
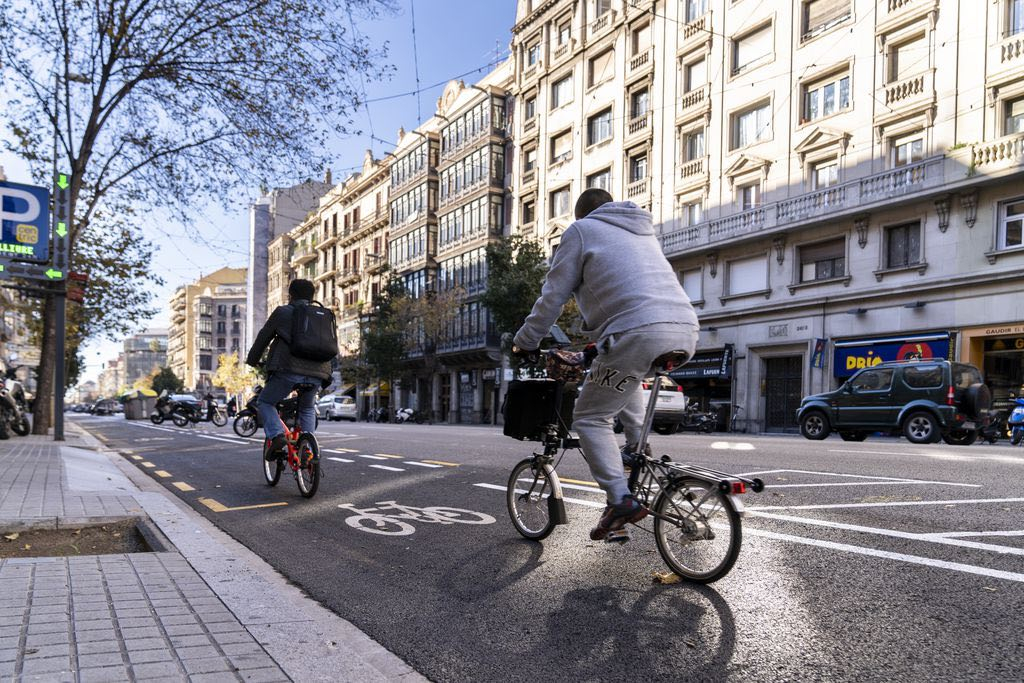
[731,481,747,495]
[947,386,955,405]
[642,383,650,390]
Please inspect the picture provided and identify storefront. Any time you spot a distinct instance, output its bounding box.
[832,332,954,380]
[669,344,734,430]
[960,323,1024,409]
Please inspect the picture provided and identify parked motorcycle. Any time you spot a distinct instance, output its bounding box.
[1008,398,1024,445]
[679,400,716,433]
[233,391,262,437]
[0,371,31,439]
[149,391,178,424]
[395,407,428,424]
[978,408,1010,444]
[171,399,227,427]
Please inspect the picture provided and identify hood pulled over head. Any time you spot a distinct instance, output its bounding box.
[578,201,654,236]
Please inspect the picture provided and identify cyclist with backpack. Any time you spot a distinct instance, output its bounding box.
[245,279,340,461]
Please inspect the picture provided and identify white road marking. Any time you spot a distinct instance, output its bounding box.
[748,496,1024,511]
[737,468,979,488]
[475,483,605,508]
[744,527,1024,584]
[767,481,979,489]
[369,464,405,472]
[749,511,1024,557]
[932,530,1024,538]
[710,441,756,450]
[830,448,1024,465]
[358,454,389,460]
[406,462,443,468]
[327,457,354,463]
[516,477,601,494]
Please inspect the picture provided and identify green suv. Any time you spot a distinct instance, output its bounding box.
[797,360,990,445]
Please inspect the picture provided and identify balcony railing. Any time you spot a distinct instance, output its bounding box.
[882,71,930,107]
[436,331,500,354]
[589,11,615,37]
[626,112,651,137]
[678,85,709,119]
[681,12,710,45]
[438,175,503,209]
[677,157,707,185]
[440,126,506,163]
[390,165,428,195]
[523,116,537,133]
[626,178,649,199]
[339,269,360,285]
[628,48,652,74]
[970,133,1024,170]
[661,156,945,256]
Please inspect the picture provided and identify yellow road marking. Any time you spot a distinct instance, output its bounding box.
[559,477,599,487]
[198,497,288,513]
[131,455,143,461]
[422,460,459,467]
[154,470,171,478]
[373,453,404,459]
[141,462,155,468]
[173,482,195,492]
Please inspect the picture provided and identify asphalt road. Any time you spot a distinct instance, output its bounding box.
[73,414,1024,682]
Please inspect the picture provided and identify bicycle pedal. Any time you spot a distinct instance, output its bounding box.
[605,528,632,544]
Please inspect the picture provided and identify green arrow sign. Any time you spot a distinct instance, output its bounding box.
[56,174,69,190]
[0,264,5,272]
[55,222,67,237]
[45,268,63,279]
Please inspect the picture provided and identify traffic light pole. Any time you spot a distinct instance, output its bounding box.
[53,281,65,440]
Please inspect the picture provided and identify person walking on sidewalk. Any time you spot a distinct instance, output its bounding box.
[512,189,700,541]
[246,279,336,460]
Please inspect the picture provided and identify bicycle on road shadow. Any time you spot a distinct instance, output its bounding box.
[337,500,495,535]
[502,328,764,584]
[262,382,322,498]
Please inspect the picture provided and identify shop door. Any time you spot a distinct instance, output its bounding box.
[439,374,451,423]
[765,356,802,433]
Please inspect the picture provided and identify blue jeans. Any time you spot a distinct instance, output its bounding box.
[257,372,320,439]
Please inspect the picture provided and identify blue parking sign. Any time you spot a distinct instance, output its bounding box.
[0,180,50,262]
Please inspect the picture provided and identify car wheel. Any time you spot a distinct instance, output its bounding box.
[839,431,867,442]
[653,424,679,435]
[903,411,940,444]
[942,429,978,446]
[799,411,831,440]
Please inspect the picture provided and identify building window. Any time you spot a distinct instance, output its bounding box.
[216,321,226,334]
[683,128,705,162]
[524,147,537,173]
[1009,0,1024,36]
[551,74,573,108]
[217,305,226,316]
[801,0,852,40]
[731,101,771,149]
[680,268,702,300]
[684,58,707,92]
[524,95,537,120]
[727,255,768,296]
[732,23,773,74]
[587,108,613,146]
[550,130,572,164]
[632,22,652,55]
[595,0,611,17]
[216,337,226,349]
[737,182,760,210]
[1005,96,1024,135]
[685,0,708,22]
[629,152,648,183]
[799,238,845,282]
[998,198,1024,250]
[888,33,926,83]
[678,200,703,227]
[587,168,611,190]
[885,221,922,268]
[526,42,540,66]
[522,199,536,224]
[557,19,571,46]
[892,134,924,167]
[630,88,650,119]
[812,159,839,188]
[199,355,212,371]
[550,187,571,217]
[803,72,850,122]
[588,49,614,87]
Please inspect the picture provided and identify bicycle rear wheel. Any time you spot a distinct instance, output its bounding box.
[295,434,321,498]
[653,477,741,583]
[507,458,557,540]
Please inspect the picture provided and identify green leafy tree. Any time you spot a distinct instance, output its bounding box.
[150,367,184,395]
[362,278,411,383]
[480,235,548,337]
[0,0,393,434]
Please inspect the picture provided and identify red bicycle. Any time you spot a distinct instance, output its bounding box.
[262,383,321,498]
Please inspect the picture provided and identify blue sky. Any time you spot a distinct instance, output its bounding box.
[0,0,517,384]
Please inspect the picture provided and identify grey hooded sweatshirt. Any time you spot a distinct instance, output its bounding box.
[514,201,699,350]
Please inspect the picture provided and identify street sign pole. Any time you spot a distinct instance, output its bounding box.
[52,172,70,441]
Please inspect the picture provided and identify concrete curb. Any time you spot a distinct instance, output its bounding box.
[67,421,428,683]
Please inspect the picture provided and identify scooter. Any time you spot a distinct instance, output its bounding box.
[0,372,31,439]
[394,407,428,424]
[149,391,178,424]
[1008,398,1024,445]
[171,399,227,427]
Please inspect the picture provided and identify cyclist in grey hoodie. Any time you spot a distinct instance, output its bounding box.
[513,189,699,541]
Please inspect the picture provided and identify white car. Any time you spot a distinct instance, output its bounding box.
[317,395,357,421]
[614,376,689,435]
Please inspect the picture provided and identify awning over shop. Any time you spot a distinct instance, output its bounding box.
[359,382,391,397]
[668,344,734,380]
[337,383,355,396]
[119,387,158,399]
[833,332,952,378]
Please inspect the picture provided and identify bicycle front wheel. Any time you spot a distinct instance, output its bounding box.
[295,434,321,498]
[507,458,557,540]
[653,477,741,584]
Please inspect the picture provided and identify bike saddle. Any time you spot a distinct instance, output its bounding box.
[652,350,690,372]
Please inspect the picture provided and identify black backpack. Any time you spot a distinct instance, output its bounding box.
[288,302,339,362]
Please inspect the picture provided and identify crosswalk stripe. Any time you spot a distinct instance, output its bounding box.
[328,457,354,463]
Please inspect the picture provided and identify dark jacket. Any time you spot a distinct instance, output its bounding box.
[245,300,334,381]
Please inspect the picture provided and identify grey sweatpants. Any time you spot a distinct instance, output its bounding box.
[573,322,699,503]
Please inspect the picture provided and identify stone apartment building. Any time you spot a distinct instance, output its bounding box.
[122,328,168,385]
[509,0,1024,432]
[167,267,248,390]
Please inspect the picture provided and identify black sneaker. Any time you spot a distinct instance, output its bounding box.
[263,434,287,461]
[590,495,648,541]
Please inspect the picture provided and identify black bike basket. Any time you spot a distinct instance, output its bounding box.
[501,379,576,441]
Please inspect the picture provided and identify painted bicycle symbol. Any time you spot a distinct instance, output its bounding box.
[337,500,496,536]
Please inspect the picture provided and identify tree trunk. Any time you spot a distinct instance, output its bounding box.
[31,294,57,435]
